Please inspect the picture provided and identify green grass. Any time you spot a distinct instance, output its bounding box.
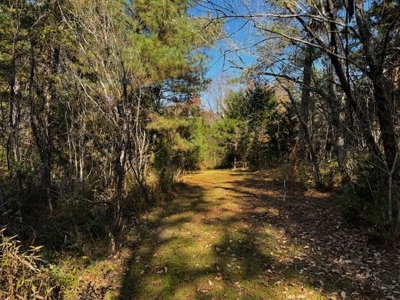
[5,169,388,299]
[119,170,327,300]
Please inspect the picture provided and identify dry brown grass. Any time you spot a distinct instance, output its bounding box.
[0,227,60,299]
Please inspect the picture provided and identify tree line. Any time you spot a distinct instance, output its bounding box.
[0,0,225,250]
[199,0,400,238]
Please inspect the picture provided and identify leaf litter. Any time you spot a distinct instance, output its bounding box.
[92,169,399,299]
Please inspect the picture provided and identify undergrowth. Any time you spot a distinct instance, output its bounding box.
[0,227,61,299]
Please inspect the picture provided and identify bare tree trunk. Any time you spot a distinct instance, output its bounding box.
[234,128,239,169]
[131,89,149,197]
[30,89,53,213]
[281,86,321,186]
[8,76,23,196]
[355,0,399,226]
[28,43,58,213]
[7,33,23,197]
[295,45,314,162]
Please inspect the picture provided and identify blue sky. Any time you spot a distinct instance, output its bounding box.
[191,0,264,110]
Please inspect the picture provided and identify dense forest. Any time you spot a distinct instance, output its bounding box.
[0,0,399,298]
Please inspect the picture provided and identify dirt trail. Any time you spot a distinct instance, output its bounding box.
[116,169,399,300]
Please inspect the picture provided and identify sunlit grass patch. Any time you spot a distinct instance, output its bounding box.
[119,170,332,299]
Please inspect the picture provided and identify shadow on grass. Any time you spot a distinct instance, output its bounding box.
[119,182,213,299]
[118,171,319,299]
[119,170,398,300]
[222,170,398,300]
[119,174,275,299]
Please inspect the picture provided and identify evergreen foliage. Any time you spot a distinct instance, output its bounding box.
[214,82,296,169]
[0,0,220,254]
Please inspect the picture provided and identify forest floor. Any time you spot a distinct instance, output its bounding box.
[75,169,400,300]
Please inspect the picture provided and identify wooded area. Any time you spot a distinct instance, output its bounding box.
[0,0,399,298]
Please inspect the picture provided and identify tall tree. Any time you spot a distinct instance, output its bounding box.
[199,0,400,232]
[0,0,218,245]
[215,82,290,169]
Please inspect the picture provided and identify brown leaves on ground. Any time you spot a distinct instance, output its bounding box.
[78,169,400,300]
[227,169,400,300]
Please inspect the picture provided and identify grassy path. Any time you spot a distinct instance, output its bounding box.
[119,170,323,299]
[116,169,399,300]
